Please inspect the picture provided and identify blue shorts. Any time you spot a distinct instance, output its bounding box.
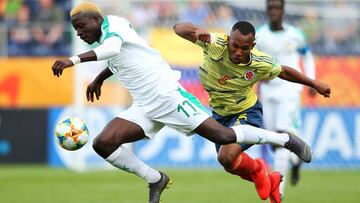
[213,100,264,152]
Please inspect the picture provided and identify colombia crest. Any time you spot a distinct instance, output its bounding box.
[244,70,255,80]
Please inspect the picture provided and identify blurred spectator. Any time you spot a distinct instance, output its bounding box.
[297,7,324,53]
[8,3,32,55]
[298,7,322,45]
[322,0,359,55]
[156,1,178,27]
[2,0,22,24]
[127,2,157,39]
[179,1,211,26]
[0,0,6,21]
[214,5,236,33]
[32,0,66,55]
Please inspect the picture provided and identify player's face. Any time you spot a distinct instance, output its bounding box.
[267,0,284,23]
[71,14,102,45]
[228,30,255,64]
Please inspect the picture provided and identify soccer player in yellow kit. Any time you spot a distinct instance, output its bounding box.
[174,21,330,203]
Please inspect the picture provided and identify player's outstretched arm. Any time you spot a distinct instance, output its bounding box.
[51,50,97,77]
[52,36,122,77]
[278,65,331,97]
[173,22,210,43]
[86,67,113,102]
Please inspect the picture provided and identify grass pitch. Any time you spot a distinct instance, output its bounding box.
[0,165,359,203]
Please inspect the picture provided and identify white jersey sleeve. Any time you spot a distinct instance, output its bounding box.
[93,36,122,60]
[96,15,181,112]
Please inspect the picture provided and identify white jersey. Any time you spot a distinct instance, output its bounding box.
[97,15,181,113]
[256,23,315,100]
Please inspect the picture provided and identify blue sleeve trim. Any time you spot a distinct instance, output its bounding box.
[298,46,309,55]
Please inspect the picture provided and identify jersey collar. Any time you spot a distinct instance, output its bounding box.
[99,16,109,43]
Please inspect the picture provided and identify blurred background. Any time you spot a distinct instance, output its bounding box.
[0,0,360,202]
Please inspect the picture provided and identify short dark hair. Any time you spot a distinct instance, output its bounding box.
[266,0,285,9]
[231,21,256,36]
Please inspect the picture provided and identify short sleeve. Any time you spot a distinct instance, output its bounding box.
[266,62,282,80]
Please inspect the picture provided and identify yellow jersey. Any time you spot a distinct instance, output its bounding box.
[195,33,282,116]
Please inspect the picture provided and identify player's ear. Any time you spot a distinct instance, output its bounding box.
[94,16,103,25]
[252,41,256,49]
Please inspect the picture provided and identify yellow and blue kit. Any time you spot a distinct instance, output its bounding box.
[195,33,282,151]
[195,33,282,117]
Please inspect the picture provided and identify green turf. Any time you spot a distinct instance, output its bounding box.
[0,165,359,203]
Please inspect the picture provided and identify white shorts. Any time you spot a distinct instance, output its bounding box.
[117,86,210,139]
[262,97,301,134]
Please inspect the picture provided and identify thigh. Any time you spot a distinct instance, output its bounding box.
[212,100,265,152]
[94,117,146,158]
[211,111,248,152]
[98,117,147,145]
[117,104,164,139]
[94,105,164,158]
[153,87,210,136]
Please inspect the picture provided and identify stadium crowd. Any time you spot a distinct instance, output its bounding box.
[0,0,359,56]
[0,0,71,56]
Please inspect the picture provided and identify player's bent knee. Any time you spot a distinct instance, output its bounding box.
[217,154,230,168]
[92,137,105,157]
[217,151,235,168]
[92,135,117,159]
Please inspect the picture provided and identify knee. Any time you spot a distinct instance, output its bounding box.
[92,136,107,158]
[217,150,237,169]
[92,133,119,159]
[217,153,230,168]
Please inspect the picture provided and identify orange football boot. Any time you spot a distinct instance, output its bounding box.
[251,158,271,200]
[269,172,283,203]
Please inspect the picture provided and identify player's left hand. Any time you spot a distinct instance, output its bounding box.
[196,28,211,43]
[52,59,74,77]
[86,80,103,102]
[313,81,331,98]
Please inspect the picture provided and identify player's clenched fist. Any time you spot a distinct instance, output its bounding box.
[196,28,211,43]
[313,81,331,98]
[52,59,74,77]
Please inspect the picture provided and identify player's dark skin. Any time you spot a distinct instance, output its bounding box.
[174,22,331,169]
[51,12,248,159]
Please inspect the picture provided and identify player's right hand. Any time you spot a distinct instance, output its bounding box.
[86,80,103,102]
[314,81,331,98]
[196,28,211,43]
[52,59,74,77]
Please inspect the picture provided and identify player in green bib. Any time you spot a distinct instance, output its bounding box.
[174,21,330,203]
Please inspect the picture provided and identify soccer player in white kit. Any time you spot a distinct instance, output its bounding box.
[51,2,315,203]
[256,0,317,199]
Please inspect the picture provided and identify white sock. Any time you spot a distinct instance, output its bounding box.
[106,146,161,183]
[273,148,290,196]
[231,125,289,146]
